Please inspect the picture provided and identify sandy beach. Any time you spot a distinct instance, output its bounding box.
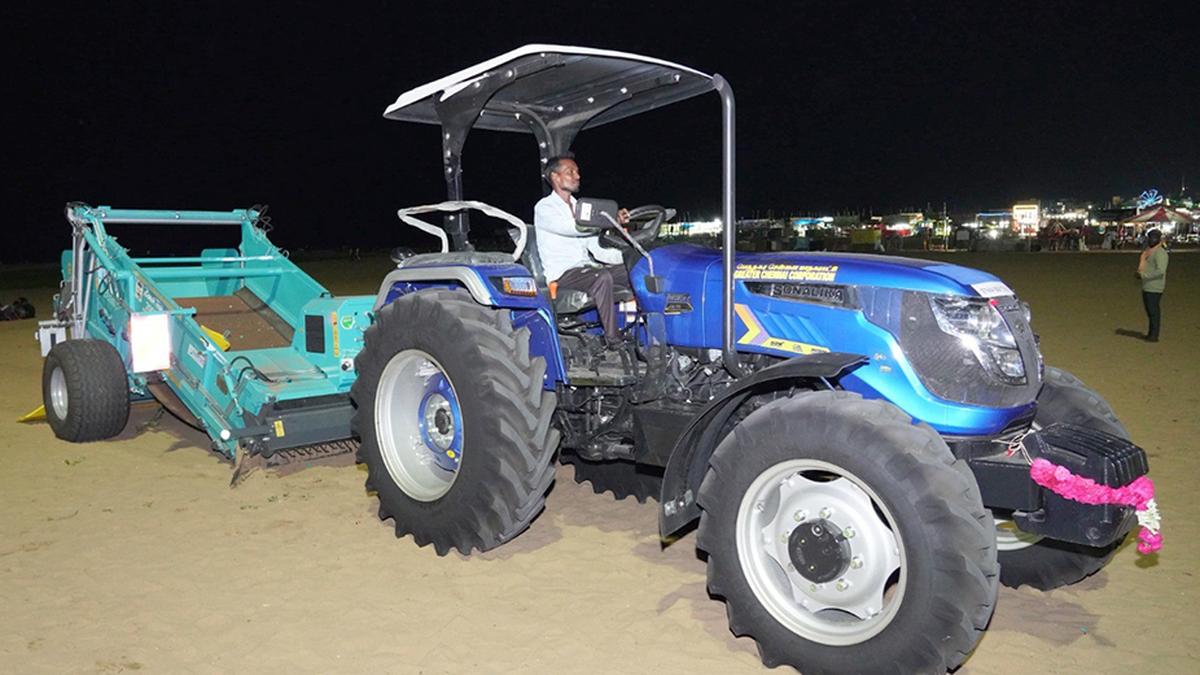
[1,250,1196,674]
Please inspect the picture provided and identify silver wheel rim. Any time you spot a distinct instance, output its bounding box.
[50,367,69,420]
[994,517,1043,551]
[374,350,463,502]
[736,459,905,646]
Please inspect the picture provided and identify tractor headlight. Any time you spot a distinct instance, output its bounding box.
[929,295,1025,384]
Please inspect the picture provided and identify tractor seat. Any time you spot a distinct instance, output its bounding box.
[518,226,633,315]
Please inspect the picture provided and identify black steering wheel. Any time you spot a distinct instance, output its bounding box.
[599,204,672,251]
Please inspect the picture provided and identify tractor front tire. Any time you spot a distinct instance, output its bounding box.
[351,289,559,556]
[997,366,1131,590]
[42,339,130,442]
[697,390,997,674]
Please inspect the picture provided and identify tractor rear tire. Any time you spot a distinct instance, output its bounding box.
[42,339,130,442]
[997,366,1131,590]
[560,452,661,503]
[697,390,997,674]
[351,289,559,555]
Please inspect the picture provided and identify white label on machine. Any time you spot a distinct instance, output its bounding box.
[187,344,207,368]
[130,313,172,372]
[36,322,68,357]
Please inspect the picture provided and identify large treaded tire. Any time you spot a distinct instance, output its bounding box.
[42,339,130,442]
[997,366,1131,590]
[351,289,560,556]
[1036,366,1127,437]
[560,452,661,503]
[697,390,998,674]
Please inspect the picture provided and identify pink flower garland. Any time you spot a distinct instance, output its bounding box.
[1029,458,1162,554]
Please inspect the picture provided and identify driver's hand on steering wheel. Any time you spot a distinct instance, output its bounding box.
[617,208,630,226]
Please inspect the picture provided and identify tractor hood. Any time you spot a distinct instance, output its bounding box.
[647,247,1014,299]
[635,245,1041,434]
[727,251,1013,298]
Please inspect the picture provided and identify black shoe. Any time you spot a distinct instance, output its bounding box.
[1145,335,1159,342]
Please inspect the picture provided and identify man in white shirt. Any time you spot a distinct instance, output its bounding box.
[533,154,631,343]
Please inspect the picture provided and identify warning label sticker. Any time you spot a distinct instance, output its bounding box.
[186,343,206,368]
[734,263,839,282]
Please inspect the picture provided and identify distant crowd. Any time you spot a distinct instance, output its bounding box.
[1039,223,1166,252]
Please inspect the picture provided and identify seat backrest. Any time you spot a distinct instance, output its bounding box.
[516,226,548,286]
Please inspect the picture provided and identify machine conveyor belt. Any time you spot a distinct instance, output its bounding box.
[173,287,295,351]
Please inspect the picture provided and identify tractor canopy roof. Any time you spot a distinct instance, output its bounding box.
[383,44,716,142]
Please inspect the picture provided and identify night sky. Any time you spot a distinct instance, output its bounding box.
[4,2,1197,262]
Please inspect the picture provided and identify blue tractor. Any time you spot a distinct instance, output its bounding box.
[354,45,1150,672]
[37,45,1149,673]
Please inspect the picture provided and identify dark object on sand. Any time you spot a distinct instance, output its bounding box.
[0,297,35,321]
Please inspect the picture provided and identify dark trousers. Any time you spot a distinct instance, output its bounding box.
[1142,291,1162,341]
[556,265,631,340]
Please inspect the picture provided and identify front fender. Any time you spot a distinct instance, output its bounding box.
[659,352,867,538]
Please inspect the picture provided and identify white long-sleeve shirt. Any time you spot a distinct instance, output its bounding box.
[533,192,623,282]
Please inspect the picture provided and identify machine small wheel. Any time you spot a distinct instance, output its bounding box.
[42,339,130,443]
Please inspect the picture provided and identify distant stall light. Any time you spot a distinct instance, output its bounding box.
[667,218,723,236]
[1046,210,1087,220]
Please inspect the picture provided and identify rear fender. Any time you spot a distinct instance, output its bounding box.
[658,352,867,538]
[374,266,498,309]
[374,266,565,388]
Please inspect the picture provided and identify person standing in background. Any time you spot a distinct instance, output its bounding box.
[1137,228,1169,342]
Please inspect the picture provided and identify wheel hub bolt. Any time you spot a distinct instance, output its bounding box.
[843,526,856,539]
[836,579,850,592]
[819,507,833,519]
[850,556,863,569]
[809,583,820,592]
[793,509,808,522]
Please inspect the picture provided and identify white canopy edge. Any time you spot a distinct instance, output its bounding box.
[396,200,529,261]
[383,43,712,118]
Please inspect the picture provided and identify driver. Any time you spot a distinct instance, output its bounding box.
[533,153,631,344]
